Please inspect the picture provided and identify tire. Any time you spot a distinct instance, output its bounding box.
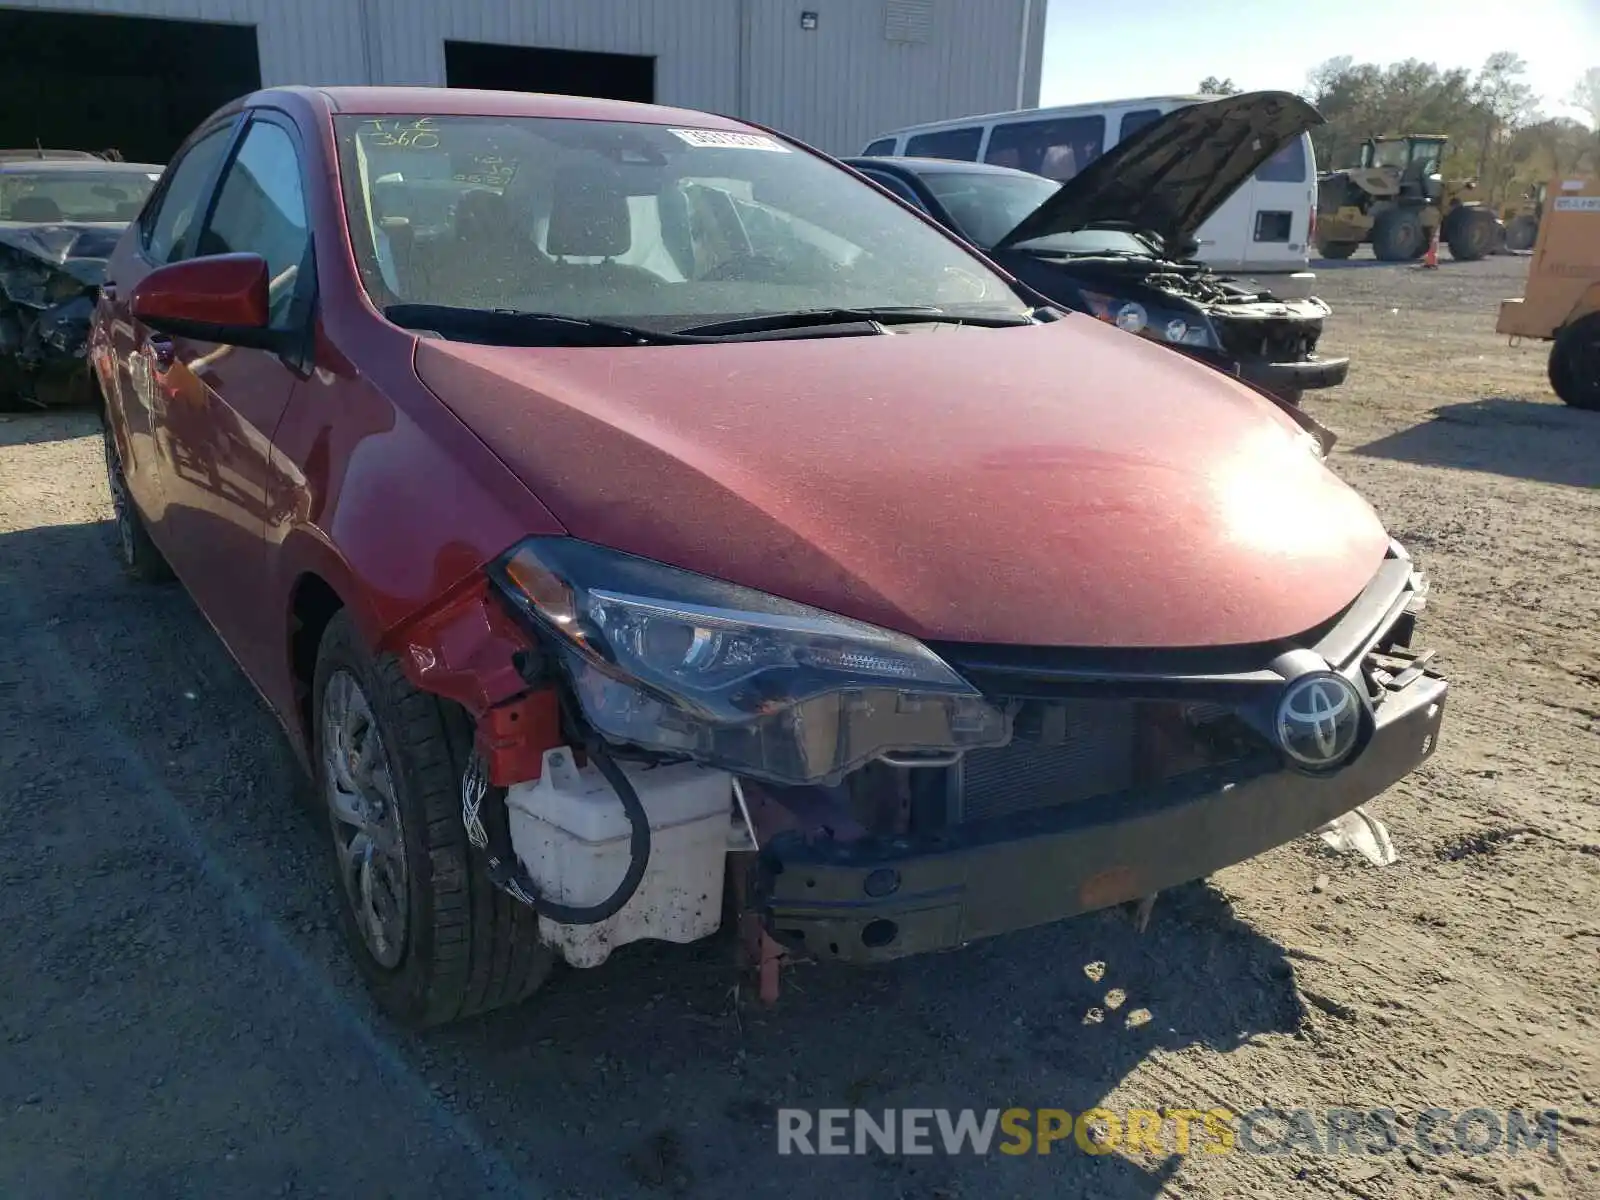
[1318,241,1358,260]
[312,610,554,1027]
[101,415,174,582]
[1445,209,1497,261]
[1504,215,1539,252]
[1372,209,1425,261]
[1548,315,1600,412]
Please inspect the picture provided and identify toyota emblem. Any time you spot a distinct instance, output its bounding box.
[1275,672,1362,768]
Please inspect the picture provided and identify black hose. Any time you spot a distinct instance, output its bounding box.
[479,738,653,926]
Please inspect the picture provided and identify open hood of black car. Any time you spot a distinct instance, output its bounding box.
[992,90,1324,254]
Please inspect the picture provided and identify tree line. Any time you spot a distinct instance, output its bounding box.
[1199,62,1600,205]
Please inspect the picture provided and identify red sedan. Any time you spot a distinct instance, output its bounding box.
[92,86,1446,1027]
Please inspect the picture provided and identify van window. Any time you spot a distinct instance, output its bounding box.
[862,138,897,157]
[982,115,1106,182]
[1255,137,1307,183]
[1118,109,1161,142]
[904,127,982,162]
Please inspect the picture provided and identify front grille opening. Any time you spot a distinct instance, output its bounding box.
[1215,318,1321,362]
[956,699,1259,824]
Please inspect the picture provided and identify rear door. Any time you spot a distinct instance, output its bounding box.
[101,120,238,531]
[1239,133,1315,272]
[142,110,315,686]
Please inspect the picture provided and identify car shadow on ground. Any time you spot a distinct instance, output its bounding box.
[3,514,1314,1199]
[1352,396,1598,489]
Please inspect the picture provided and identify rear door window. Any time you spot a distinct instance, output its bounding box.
[904,127,983,162]
[861,138,897,157]
[1254,136,1307,183]
[983,116,1106,182]
[1118,109,1162,142]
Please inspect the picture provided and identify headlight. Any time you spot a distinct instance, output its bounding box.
[489,538,1009,785]
[1082,290,1217,348]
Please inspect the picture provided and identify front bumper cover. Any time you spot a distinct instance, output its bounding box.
[755,555,1443,964]
[1239,354,1351,394]
[1180,344,1351,396]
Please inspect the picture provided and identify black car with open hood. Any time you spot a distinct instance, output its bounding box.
[845,90,1350,409]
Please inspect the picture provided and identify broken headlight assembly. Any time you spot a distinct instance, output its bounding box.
[488,538,1010,786]
[1079,290,1218,349]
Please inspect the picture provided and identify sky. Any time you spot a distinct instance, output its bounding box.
[1038,0,1600,124]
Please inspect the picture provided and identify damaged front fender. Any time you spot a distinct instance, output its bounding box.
[0,223,119,408]
[380,576,564,786]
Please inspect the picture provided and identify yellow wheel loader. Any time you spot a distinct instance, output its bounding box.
[1496,175,1600,411]
[1316,135,1503,262]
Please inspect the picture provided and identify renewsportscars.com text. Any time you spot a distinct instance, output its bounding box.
[776,1107,1562,1158]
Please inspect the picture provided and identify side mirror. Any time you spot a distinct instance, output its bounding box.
[131,252,283,350]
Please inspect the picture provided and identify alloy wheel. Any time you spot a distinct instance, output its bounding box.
[322,669,410,968]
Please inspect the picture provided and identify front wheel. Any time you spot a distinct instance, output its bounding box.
[312,610,554,1027]
[1372,210,1425,262]
[1318,241,1358,260]
[1548,315,1600,412]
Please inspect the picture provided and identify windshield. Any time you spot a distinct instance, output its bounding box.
[334,115,1030,332]
[916,170,1060,248]
[1008,227,1158,257]
[0,168,159,222]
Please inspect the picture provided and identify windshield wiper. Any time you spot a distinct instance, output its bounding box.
[674,306,1032,337]
[386,303,702,346]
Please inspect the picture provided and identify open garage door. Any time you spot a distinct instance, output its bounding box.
[445,41,654,104]
[0,10,260,166]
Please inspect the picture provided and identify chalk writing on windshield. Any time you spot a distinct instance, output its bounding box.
[358,118,441,149]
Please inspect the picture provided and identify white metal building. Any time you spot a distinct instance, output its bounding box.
[0,0,1046,162]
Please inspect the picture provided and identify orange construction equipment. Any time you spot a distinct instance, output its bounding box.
[1496,175,1600,410]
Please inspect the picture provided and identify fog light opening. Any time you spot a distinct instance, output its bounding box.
[861,919,898,949]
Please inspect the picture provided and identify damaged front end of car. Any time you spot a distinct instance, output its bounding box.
[392,533,1444,997]
[0,224,117,408]
[1079,265,1350,406]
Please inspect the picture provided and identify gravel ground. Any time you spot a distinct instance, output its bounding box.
[1,251,1596,1200]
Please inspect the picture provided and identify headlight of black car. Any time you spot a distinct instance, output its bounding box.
[489,538,1010,785]
[1079,290,1218,349]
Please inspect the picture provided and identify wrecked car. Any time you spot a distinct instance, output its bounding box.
[94,86,1445,1028]
[1,155,161,407]
[845,90,1350,407]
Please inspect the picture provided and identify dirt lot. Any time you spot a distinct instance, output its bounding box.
[1,252,1596,1200]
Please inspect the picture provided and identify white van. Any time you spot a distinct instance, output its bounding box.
[862,95,1318,274]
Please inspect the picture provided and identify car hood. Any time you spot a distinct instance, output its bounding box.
[414,317,1387,649]
[0,221,125,284]
[993,90,1324,255]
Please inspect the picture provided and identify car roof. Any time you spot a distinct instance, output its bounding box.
[0,158,163,173]
[250,85,754,132]
[844,155,1046,180]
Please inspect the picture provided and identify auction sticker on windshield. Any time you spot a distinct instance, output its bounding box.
[669,128,790,152]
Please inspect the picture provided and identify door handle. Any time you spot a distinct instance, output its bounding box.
[146,334,176,371]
